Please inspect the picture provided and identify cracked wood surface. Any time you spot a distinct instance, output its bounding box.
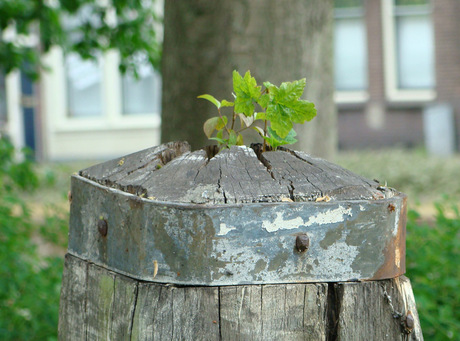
[79,141,388,204]
[59,254,423,340]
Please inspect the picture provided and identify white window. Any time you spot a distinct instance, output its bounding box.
[334,0,369,103]
[38,2,164,160]
[66,53,103,117]
[382,0,436,101]
[394,1,435,89]
[121,56,161,116]
[41,47,161,160]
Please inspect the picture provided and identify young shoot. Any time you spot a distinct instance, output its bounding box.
[198,70,317,151]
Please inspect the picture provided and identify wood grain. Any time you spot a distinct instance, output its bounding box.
[79,142,387,204]
[59,254,423,340]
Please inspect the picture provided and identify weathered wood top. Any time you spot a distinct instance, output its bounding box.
[80,141,391,204]
[71,141,406,285]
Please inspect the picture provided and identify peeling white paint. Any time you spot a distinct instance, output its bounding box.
[262,212,305,232]
[395,247,401,268]
[304,206,353,227]
[262,206,353,232]
[217,223,236,236]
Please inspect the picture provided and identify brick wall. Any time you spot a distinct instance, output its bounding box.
[433,0,460,150]
[338,0,459,151]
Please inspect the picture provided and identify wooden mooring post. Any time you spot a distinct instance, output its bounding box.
[59,142,423,340]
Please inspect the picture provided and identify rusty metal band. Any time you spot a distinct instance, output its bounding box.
[68,175,406,286]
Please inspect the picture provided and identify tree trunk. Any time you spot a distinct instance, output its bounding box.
[161,0,336,159]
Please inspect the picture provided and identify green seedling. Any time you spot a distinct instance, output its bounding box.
[198,70,317,151]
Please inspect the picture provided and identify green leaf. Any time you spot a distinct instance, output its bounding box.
[255,112,266,120]
[264,79,317,138]
[203,117,219,138]
[257,93,270,109]
[198,94,221,109]
[269,127,297,144]
[263,81,275,90]
[233,70,261,117]
[216,116,228,130]
[210,137,228,145]
[228,130,238,146]
[266,103,293,138]
[221,100,234,107]
[262,127,298,150]
[203,116,227,138]
[236,134,244,146]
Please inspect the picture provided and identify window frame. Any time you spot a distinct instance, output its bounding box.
[41,46,161,134]
[381,0,436,102]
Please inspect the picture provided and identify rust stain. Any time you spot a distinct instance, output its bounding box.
[370,195,407,280]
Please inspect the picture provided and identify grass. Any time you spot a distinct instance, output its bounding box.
[333,148,460,217]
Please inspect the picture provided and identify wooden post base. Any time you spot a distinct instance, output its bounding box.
[59,254,423,340]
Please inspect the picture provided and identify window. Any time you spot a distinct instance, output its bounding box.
[65,53,103,117]
[394,0,435,89]
[382,0,435,101]
[122,57,161,115]
[334,0,368,92]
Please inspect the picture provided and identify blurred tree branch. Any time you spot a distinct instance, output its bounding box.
[0,0,162,79]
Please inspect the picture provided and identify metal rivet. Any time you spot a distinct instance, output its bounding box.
[402,310,414,334]
[296,234,310,253]
[98,218,108,237]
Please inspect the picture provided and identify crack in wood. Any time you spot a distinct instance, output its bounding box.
[218,165,228,204]
[128,283,139,341]
[77,141,391,204]
[326,283,341,341]
[218,287,223,340]
[288,180,295,201]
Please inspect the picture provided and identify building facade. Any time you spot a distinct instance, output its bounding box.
[335,0,459,153]
[0,0,458,160]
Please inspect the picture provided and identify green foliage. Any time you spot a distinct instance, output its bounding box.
[0,0,161,79]
[0,136,63,340]
[407,200,460,340]
[199,70,316,151]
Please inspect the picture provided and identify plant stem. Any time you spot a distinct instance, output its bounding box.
[231,108,236,130]
[263,120,267,152]
[218,108,231,135]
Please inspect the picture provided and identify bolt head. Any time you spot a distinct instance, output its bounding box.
[403,311,415,334]
[98,219,108,237]
[296,234,310,253]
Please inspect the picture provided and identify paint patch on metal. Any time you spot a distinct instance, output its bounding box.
[217,223,236,236]
[304,206,353,227]
[262,212,305,232]
[262,205,353,233]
